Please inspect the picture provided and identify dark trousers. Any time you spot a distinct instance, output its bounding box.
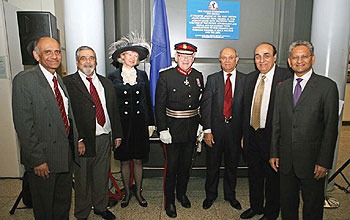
[246,127,280,219]
[164,142,195,205]
[74,133,111,219]
[27,171,72,220]
[280,170,325,220]
[205,123,240,201]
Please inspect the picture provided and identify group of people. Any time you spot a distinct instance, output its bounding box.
[12,34,339,220]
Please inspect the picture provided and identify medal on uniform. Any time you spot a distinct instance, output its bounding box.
[184,77,189,86]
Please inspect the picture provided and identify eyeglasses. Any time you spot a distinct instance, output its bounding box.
[79,56,96,62]
[290,54,312,61]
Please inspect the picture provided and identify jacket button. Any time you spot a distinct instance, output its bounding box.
[173,88,176,92]
[125,101,128,105]
[136,101,140,104]
[124,111,128,115]
[188,94,191,98]
[136,90,139,94]
[124,91,127,94]
[136,111,140,114]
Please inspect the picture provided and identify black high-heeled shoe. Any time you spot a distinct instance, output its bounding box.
[121,194,131,208]
[136,195,148,207]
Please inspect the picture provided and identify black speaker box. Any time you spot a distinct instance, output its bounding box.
[17,11,58,65]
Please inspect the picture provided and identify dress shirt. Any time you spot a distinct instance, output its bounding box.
[78,70,111,136]
[292,69,312,93]
[40,64,69,117]
[223,69,237,98]
[204,69,237,134]
[250,64,275,129]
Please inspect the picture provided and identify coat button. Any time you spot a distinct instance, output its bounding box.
[136,101,140,104]
[136,90,139,94]
[173,88,176,92]
[124,111,128,115]
[189,105,191,108]
[125,101,128,105]
[136,111,140,114]
[124,91,127,94]
[188,94,191,98]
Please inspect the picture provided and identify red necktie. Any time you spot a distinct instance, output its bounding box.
[86,77,106,126]
[223,73,232,119]
[53,76,70,136]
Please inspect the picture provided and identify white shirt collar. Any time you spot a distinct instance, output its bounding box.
[39,64,58,82]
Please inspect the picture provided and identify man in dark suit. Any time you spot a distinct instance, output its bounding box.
[12,37,79,220]
[270,40,339,220]
[241,43,292,220]
[63,46,123,220]
[201,47,245,210]
[156,42,204,218]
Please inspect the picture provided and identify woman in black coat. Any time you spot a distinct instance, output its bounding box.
[108,33,153,208]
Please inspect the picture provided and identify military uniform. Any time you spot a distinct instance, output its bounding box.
[155,66,203,206]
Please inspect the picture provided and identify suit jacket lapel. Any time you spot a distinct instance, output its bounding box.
[266,69,284,125]
[296,73,317,107]
[35,66,67,135]
[71,72,94,103]
[246,72,259,121]
[233,71,243,104]
[217,71,225,108]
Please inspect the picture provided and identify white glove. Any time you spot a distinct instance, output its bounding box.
[159,129,172,144]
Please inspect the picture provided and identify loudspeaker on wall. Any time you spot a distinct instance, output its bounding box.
[17,11,58,65]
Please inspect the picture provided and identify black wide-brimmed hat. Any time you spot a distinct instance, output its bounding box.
[108,32,151,62]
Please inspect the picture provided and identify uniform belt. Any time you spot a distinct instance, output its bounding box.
[166,107,199,118]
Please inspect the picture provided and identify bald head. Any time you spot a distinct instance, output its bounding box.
[33,37,61,74]
[219,47,239,73]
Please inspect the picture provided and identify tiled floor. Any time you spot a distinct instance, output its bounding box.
[1,126,349,220]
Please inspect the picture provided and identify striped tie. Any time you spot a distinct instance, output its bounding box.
[86,77,106,126]
[53,76,70,135]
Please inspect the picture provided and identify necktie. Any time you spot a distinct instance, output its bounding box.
[293,78,303,106]
[53,76,70,135]
[86,77,106,126]
[251,75,266,130]
[223,73,232,119]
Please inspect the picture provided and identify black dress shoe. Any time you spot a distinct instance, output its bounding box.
[93,209,116,220]
[165,203,177,218]
[121,194,131,208]
[177,195,191,208]
[225,198,242,210]
[202,198,214,209]
[136,195,148,207]
[240,208,263,219]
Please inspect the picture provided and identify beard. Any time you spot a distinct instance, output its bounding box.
[81,66,94,75]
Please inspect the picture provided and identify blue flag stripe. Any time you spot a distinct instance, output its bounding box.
[150,0,172,107]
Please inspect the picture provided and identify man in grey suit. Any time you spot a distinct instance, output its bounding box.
[201,47,245,210]
[270,40,339,220]
[12,37,79,219]
[63,46,122,220]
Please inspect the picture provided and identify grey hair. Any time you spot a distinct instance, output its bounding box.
[218,47,238,58]
[75,46,96,61]
[288,40,314,55]
[33,39,40,54]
